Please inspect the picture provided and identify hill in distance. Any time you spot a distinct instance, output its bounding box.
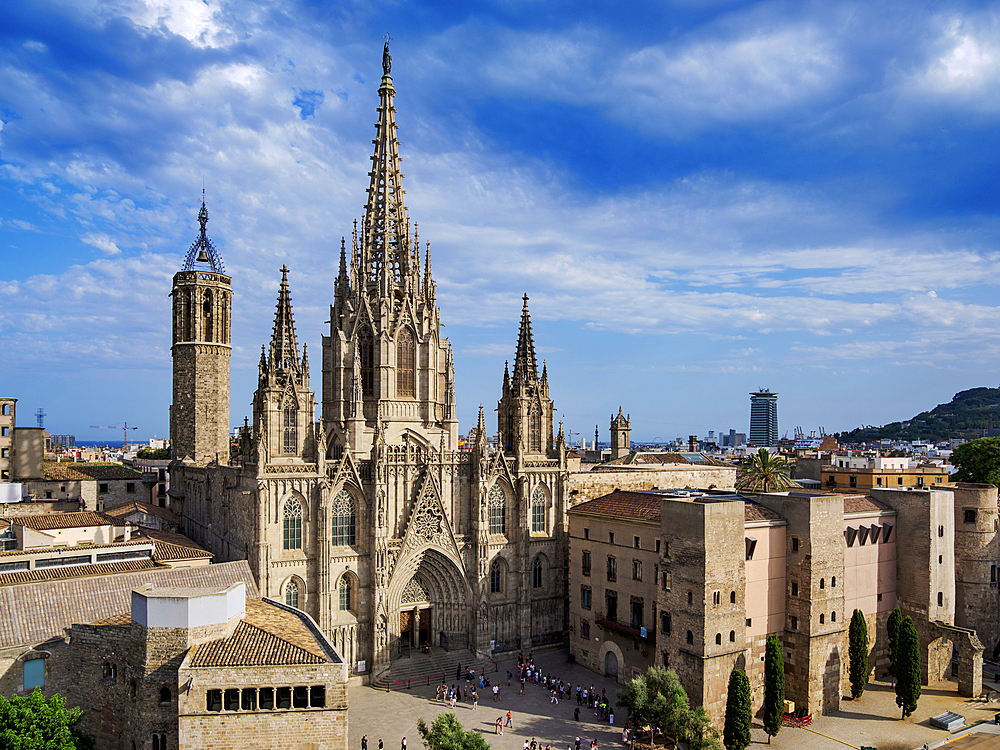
[836,387,1000,444]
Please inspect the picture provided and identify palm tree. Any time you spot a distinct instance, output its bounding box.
[736,448,799,493]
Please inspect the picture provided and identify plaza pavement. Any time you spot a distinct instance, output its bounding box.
[348,648,1000,750]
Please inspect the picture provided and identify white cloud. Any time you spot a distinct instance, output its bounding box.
[81,232,122,255]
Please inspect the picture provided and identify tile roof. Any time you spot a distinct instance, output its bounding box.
[132,528,213,562]
[600,452,730,468]
[0,560,259,649]
[571,489,786,524]
[743,500,785,522]
[844,495,895,514]
[104,501,181,524]
[0,559,159,586]
[16,512,121,531]
[43,463,142,481]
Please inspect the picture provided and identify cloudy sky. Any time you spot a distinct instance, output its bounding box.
[2,0,999,445]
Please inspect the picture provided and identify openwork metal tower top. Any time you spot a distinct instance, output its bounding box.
[182,199,225,274]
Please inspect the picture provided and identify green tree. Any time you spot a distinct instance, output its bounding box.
[616,665,690,747]
[416,713,490,750]
[0,689,94,750]
[682,706,724,750]
[762,634,785,743]
[849,609,869,699]
[951,437,1000,485]
[736,449,799,493]
[895,615,921,719]
[723,669,752,750]
[886,607,903,680]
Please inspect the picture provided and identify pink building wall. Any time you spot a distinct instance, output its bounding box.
[843,512,897,615]
[745,523,786,637]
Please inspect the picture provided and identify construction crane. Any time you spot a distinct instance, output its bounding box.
[89,422,138,452]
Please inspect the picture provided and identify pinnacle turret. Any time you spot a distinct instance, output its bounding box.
[268,265,300,374]
[511,293,539,385]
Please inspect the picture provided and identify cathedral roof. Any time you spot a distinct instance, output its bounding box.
[512,293,539,384]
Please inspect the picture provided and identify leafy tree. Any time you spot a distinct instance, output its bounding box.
[723,669,751,750]
[616,665,690,747]
[416,713,490,750]
[895,615,921,719]
[136,447,171,460]
[886,607,903,680]
[849,609,869,699]
[736,449,799,493]
[682,706,723,750]
[0,689,94,749]
[762,634,784,743]
[952,437,1000,486]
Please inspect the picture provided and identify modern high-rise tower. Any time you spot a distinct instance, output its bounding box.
[749,389,778,447]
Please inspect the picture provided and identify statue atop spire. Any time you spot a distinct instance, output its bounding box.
[382,36,392,75]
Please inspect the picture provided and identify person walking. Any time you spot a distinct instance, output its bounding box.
[378,740,384,750]
[362,736,368,750]
[507,670,512,686]
[401,738,406,750]
[575,738,581,750]
[473,691,479,710]
[574,707,580,721]
[506,710,513,727]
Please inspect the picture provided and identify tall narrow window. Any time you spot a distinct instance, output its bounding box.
[490,559,503,593]
[282,497,302,550]
[532,556,543,589]
[488,485,507,536]
[396,328,415,398]
[285,579,300,608]
[331,490,357,546]
[358,327,374,397]
[339,576,352,611]
[531,485,546,533]
[203,289,213,342]
[283,405,297,453]
[529,402,541,452]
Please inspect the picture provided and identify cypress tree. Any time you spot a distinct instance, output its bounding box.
[723,669,752,750]
[886,607,903,680]
[895,615,921,719]
[762,634,784,743]
[849,608,869,699]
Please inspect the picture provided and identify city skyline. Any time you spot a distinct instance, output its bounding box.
[2,1,999,443]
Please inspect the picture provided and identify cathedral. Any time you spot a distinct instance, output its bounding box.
[169,44,569,676]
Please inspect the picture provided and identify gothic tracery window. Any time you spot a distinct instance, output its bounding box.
[532,556,543,589]
[339,576,352,611]
[487,484,506,536]
[490,559,503,594]
[282,497,302,550]
[202,290,214,343]
[529,402,541,452]
[531,485,546,533]
[285,579,300,608]
[331,490,357,546]
[396,328,415,398]
[358,328,374,397]
[283,405,297,453]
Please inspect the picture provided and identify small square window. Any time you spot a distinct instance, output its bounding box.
[965,509,978,524]
[276,687,291,709]
[745,618,751,627]
[99,483,109,493]
[790,616,798,631]
[224,688,239,711]
[634,536,641,549]
[259,688,274,710]
[877,593,883,602]
[791,581,798,596]
[897,476,903,485]
[655,539,661,553]
[310,686,326,708]
[126,483,136,493]
[609,532,615,544]
[791,537,799,553]
[583,528,589,540]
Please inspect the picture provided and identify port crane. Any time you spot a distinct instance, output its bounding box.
[89,422,138,452]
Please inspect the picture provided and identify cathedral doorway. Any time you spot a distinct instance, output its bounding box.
[399,605,433,647]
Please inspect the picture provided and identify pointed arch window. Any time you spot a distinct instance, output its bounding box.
[283,404,298,453]
[285,579,300,608]
[490,559,503,594]
[358,328,374,397]
[488,485,507,536]
[339,575,353,612]
[396,328,415,398]
[282,497,302,550]
[203,290,214,342]
[331,490,357,547]
[531,485,546,534]
[532,556,543,589]
[529,402,541,452]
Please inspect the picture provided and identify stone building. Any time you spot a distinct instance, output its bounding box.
[610,408,630,459]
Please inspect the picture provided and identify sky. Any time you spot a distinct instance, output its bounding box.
[1,0,999,446]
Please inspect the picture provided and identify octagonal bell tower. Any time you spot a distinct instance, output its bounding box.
[170,200,232,465]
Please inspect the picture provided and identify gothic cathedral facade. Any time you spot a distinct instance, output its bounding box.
[171,45,569,676]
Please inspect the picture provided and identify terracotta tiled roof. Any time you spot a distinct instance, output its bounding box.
[92,613,132,626]
[0,538,155,557]
[600,452,729,468]
[104,501,181,524]
[743,500,785,522]
[188,599,331,667]
[43,464,142,481]
[16,512,121,531]
[0,559,159,586]
[569,490,661,521]
[0,560,259,649]
[844,495,895,514]
[132,528,213,561]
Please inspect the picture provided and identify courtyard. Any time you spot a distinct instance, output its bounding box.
[348,648,1000,750]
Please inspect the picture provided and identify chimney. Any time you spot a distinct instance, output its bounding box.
[688,435,698,452]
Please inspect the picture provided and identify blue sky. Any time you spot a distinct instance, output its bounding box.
[2,0,999,445]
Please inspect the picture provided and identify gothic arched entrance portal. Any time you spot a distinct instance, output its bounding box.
[387,547,471,656]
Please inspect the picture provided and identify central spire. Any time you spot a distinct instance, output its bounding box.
[512,293,539,384]
[269,265,300,374]
[361,40,410,288]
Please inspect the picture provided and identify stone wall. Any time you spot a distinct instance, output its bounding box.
[567,466,736,507]
[953,483,1000,654]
